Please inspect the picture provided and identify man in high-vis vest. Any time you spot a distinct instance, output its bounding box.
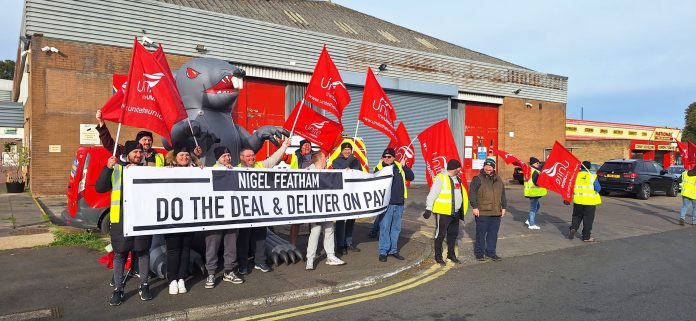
[235,138,291,275]
[678,165,696,226]
[524,157,547,230]
[375,148,414,262]
[568,161,602,242]
[204,146,243,289]
[95,141,152,306]
[423,159,469,265]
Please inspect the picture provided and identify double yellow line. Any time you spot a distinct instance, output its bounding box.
[234,263,451,321]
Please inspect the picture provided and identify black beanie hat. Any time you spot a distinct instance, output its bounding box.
[529,157,540,165]
[582,161,592,170]
[341,142,352,150]
[173,146,189,156]
[214,146,230,160]
[299,139,310,147]
[135,131,153,142]
[447,159,462,170]
[483,158,496,169]
[382,148,396,157]
[123,140,142,156]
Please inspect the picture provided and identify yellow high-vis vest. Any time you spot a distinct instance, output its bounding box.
[375,161,408,199]
[681,171,696,199]
[432,173,469,216]
[237,162,264,168]
[573,172,602,205]
[524,168,548,197]
[109,164,123,223]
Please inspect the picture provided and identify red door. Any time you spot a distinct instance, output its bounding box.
[463,103,499,182]
[234,78,287,159]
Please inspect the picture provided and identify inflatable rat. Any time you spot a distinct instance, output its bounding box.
[167,58,288,165]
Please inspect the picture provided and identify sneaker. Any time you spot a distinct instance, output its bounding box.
[223,271,244,284]
[139,283,153,301]
[306,261,314,270]
[326,256,346,266]
[379,254,387,262]
[488,255,502,261]
[679,218,685,226]
[109,289,124,306]
[254,262,272,273]
[447,256,461,264]
[109,275,115,287]
[435,258,446,266]
[347,244,361,252]
[475,255,485,261]
[389,252,405,260]
[177,279,187,294]
[168,280,178,295]
[583,237,595,242]
[528,225,541,230]
[525,220,530,226]
[568,228,577,240]
[205,274,215,289]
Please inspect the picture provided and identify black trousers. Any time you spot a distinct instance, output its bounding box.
[434,213,459,260]
[165,232,193,281]
[571,204,596,240]
[237,227,267,269]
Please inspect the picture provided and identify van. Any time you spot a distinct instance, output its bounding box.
[61,146,165,233]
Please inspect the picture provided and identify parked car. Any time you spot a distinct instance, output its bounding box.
[513,162,544,184]
[60,146,166,233]
[588,163,601,174]
[596,159,679,200]
[667,165,685,191]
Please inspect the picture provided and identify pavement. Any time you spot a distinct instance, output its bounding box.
[0,183,692,321]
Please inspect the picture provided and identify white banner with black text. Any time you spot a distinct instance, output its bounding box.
[122,166,394,236]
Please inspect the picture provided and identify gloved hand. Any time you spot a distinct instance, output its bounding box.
[563,200,571,206]
[422,210,432,219]
[457,208,465,221]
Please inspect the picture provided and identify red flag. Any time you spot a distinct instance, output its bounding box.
[100,46,171,124]
[676,141,689,168]
[304,45,351,120]
[388,122,415,168]
[283,101,344,153]
[537,141,582,202]
[101,40,186,142]
[491,147,532,180]
[417,119,464,188]
[358,68,398,142]
[688,142,696,170]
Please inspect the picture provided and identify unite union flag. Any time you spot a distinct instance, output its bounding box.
[303,45,351,120]
[283,101,344,153]
[537,141,581,202]
[417,119,465,188]
[358,67,398,142]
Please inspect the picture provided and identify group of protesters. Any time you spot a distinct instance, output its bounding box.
[95,111,419,306]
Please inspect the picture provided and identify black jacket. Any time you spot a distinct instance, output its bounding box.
[332,155,362,170]
[374,162,414,205]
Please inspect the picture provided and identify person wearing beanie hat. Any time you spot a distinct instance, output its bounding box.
[373,146,414,262]
[95,140,153,305]
[369,147,401,239]
[94,110,170,167]
[524,157,547,230]
[213,146,232,169]
[331,141,364,256]
[469,154,506,262]
[286,138,314,246]
[567,160,602,242]
[424,158,469,265]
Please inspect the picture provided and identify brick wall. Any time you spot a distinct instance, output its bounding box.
[27,36,193,195]
[497,97,566,182]
[566,140,631,164]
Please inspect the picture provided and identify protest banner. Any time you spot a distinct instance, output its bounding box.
[122,166,393,236]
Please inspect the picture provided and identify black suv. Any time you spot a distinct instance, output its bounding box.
[597,159,679,200]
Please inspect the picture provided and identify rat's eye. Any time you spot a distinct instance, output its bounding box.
[186,68,200,79]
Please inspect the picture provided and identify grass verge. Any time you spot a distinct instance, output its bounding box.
[50,229,108,251]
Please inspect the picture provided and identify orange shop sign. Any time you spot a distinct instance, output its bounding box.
[653,130,675,141]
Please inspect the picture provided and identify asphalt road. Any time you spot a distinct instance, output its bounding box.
[232,227,696,321]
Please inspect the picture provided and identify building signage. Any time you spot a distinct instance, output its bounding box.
[657,145,675,151]
[80,124,100,145]
[653,129,676,141]
[634,144,654,151]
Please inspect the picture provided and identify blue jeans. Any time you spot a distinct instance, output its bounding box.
[474,215,501,257]
[680,197,696,224]
[335,219,356,248]
[378,205,403,255]
[528,198,541,226]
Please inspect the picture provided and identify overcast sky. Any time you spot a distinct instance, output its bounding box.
[1,0,693,128]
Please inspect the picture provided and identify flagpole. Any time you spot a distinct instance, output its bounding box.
[289,98,306,137]
[353,120,360,143]
[186,117,199,147]
[112,123,123,156]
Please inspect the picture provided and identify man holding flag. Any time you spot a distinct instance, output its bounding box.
[524,157,547,230]
[567,161,602,242]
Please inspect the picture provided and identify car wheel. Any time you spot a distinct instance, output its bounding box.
[636,183,651,200]
[99,213,111,235]
[599,190,609,196]
[667,182,678,197]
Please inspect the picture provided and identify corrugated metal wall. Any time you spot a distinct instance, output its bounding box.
[0,90,11,102]
[0,103,25,128]
[23,0,567,103]
[325,87,449,184]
